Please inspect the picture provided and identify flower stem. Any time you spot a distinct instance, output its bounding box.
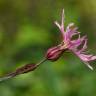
[0,58,47,82]
[36,58,47,67]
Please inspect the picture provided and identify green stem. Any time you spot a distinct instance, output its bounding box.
[0,58,47,82]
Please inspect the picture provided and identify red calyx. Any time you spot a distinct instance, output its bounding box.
[46,46,65,61]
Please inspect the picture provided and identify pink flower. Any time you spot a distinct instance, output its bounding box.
[1,9,96,82]
[53,9,96,70]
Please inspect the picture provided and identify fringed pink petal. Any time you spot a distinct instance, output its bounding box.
[65,23,78,41]
[61,9,64,33]
[54,9,65,39]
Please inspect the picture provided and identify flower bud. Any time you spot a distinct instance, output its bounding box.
[9,63,37,77]
[46,46,64,61]
[0,64,38,81]
[16,64,37,74]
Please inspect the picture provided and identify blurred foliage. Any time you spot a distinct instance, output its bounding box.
[0,0,96,96]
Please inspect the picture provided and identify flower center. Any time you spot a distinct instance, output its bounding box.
[60,41,69,50]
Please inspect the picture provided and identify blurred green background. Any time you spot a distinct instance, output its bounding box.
[0,0,96,96]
